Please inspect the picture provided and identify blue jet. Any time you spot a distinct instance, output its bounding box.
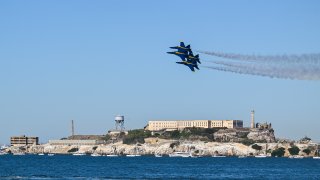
[167,51,188,61]
[167,42,191,61]
[176,59,199,72]
[187,51,201,64]
[169,42,191,54]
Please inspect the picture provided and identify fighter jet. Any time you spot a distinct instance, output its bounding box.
[168,42,200,72]
[167,51,188,61]
[187,51,201,64]
[176,59,199,72]
[167,41,191,61]
[169,42,191,54]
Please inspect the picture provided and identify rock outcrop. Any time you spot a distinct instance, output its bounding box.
[6,137,317,157]
[247,129,275,143]
[214,128,276,143]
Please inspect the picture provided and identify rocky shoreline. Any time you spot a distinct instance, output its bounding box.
[5,138,318,157]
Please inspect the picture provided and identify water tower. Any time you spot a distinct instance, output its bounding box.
[115,115,125,131]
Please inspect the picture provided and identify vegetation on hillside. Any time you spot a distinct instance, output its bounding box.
[121,127,275,145]
[303,148,311,155]
[251,144,262,151]
[159,127,225,140]
[67,147,79,153]
[122,127,228,144]
[288,145,300,155]
[241,138,255,146]
[271,147,285,157]
[122,129,152,144]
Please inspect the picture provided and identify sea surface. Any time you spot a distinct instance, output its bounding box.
[0,155,320,179]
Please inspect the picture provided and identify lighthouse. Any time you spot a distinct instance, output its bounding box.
[250,110,255,129]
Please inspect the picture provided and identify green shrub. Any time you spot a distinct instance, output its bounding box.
[68,147,79,153]
[122,129,151,144]
[123,136,145,144]
[271,147,285,157]
[170,130,181,139]
[303,148,311,155]
[103,134,111,141]
[241,139,255,146]
[252,144,262,151]
[170,142,180,148]
[288,145,300,155]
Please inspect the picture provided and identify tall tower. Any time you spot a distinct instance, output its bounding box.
[115,115,125,131]
[71,120,75,136]
[250,110,255,128]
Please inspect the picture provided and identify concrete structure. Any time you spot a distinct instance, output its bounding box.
[67,135,105,140]
[10,135,39,146]
[145,120,243,131]
[108,130,128,135]
[256,122,272,129]
[49,139,104,146]
[250,110,255,129]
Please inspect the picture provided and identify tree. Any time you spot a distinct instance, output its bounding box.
[271,147,285,157]
[303,148,311,155]
[288,145,300,155]
[252,144,262,151]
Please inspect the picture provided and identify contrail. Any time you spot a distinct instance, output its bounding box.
[198,51,320,65]
[203,61,320,80]
[208,60,320,72]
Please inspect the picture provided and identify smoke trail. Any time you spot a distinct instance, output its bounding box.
[203,61,320,80]
[208,60,320,73]
[199,51,320,65]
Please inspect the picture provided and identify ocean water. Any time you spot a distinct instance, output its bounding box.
[0,155,319,179]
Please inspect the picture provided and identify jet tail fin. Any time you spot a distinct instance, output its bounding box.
[195,54,201,64]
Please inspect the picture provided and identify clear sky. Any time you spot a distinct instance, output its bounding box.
[1,1,320,144]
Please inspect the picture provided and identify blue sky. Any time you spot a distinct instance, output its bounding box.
[1,1,320,144]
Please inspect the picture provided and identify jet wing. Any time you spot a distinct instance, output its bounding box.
[187,64,195,72]
[177,54,187,61]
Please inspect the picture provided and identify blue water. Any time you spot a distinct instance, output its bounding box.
[0,155,320,179]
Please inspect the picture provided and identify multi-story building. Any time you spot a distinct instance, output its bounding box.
[145,119,243,131]
[10,135,39,146]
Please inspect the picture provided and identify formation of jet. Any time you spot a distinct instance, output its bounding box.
[167,42,201,72]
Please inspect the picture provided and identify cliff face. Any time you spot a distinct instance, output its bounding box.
[7,137,316,157]
[247,129,275,143]
[19,139,255,156]
[214,128,276,143]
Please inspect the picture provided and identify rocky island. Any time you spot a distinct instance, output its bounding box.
[5,127,319,158]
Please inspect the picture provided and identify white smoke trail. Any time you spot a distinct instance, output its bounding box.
[199,51,320,65]
[203,61,320,80]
